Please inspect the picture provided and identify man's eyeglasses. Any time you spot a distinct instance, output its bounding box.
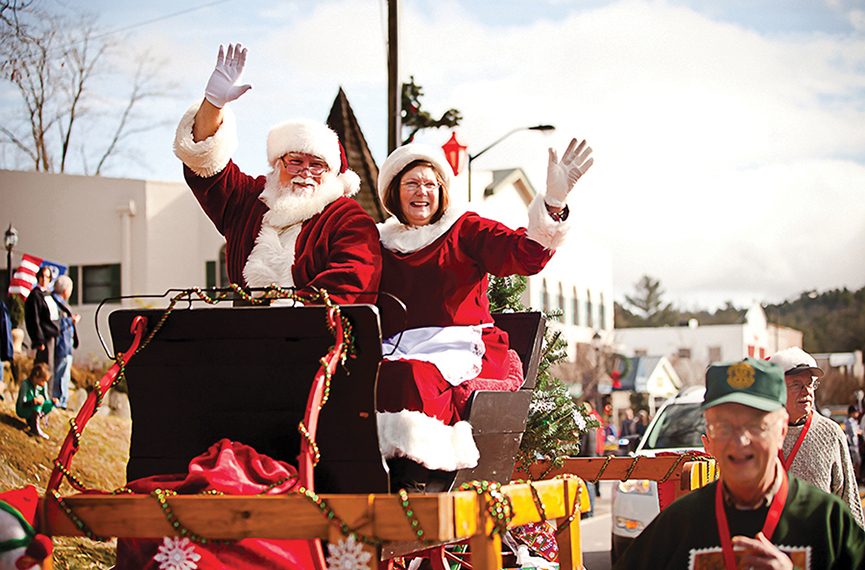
[279,155,328,177]
[786,379,820,393]
[706,422,774,442]
[401,181,439,193]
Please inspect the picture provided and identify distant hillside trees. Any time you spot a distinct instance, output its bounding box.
[616,275,865,355]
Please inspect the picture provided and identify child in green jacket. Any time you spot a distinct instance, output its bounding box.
[16,362,56,439]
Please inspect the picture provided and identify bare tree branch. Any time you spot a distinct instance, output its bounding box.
[1,7,175,175]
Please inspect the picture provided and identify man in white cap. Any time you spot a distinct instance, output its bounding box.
[174,44,381,305]
[768,346,864,528]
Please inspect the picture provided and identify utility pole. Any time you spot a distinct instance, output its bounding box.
[387,0,401,154]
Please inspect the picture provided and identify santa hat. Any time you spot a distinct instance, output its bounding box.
[266,120,360,197]
[377,144,453,214]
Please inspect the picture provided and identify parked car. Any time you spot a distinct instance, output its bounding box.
[609,386,707,564]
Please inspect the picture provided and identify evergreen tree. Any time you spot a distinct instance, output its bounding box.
[486,275,599,470]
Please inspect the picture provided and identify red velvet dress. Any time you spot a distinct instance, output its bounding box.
[377,210,554,426]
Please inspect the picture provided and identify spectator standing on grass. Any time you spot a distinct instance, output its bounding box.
[24,267,59,371]
[51,275,79,410]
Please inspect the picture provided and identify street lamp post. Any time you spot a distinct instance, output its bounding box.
[4,224,18,297]
[466,124,555,201]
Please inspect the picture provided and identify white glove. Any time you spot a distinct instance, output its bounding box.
[204,43,252,108]
[545,138,593,208]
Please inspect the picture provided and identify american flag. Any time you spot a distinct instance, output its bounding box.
[7,255,67,299]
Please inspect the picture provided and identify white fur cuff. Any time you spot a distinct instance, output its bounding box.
[377,410,480,471]
[526,193,570,250]
[173,101,238,178]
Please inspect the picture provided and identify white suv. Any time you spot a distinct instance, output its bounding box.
[609,386,707,564]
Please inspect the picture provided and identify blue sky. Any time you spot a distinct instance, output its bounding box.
[4,0,865,310]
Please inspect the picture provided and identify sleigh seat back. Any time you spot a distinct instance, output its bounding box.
[109,304,388,494]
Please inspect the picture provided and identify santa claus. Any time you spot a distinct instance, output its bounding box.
[174,43,381,305]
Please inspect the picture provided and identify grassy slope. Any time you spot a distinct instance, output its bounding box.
[0,396,130,569]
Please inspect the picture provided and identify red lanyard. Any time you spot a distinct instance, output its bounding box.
[779,412,812,470]
[715,467,789,570]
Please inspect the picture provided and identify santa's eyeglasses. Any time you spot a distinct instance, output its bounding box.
[279,155,328,177]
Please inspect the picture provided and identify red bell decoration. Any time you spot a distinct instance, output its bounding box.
[441,131,468,176]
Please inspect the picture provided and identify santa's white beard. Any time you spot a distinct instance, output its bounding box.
[258,168,343,229]
[243,167,344,291]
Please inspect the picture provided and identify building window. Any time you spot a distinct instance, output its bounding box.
[708,346,721,362]
[572,287,579,326]
[557,283,565,317]
[747,345,755,358]
[206,261,217,289]
[635,349,647,357]
[218,245,229,286]
[207,246,231,288]
[586,290,593,328]
[678,348,691,359]
[82,264,121,304]
[541,279,549,312]
[599,292,606,330]
[759,347,765,359]
[67,265,80,306]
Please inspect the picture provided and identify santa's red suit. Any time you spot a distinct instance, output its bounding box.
[375,145,570,471]
[174,104,381,305]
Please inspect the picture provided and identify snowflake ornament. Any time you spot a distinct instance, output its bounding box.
[153,536,201,570]
[326,535,372,570]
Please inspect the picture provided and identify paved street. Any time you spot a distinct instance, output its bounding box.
[578,481,615,570]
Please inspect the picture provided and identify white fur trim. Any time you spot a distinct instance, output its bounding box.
[377,144,453,213]
[526,193,570,250]
[377,207,463,254]
[339,169,361,197]
[243,171,345,288]
[173,102,238,178]
[267,119,341,170]
[377,410,480,470]
[243,224,299,290]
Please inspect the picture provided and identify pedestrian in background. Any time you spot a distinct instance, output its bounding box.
[51,275,79,410]
[768,347,865,528]
[844,405,861,483]
[23,266,59,371]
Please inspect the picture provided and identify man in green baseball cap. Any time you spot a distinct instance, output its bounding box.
[612,358,864,570]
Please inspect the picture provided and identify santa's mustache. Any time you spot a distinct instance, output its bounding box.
[291,175,316,186]
[268,175,317,196]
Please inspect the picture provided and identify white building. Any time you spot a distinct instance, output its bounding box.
[614,304,803,369]
[462,168,615,359]
[1,169,225,361]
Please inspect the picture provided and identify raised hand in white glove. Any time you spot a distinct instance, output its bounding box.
[545,138,593,209]
[204,43,252,109]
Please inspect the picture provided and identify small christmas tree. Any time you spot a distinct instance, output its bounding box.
[487,275,599,471]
